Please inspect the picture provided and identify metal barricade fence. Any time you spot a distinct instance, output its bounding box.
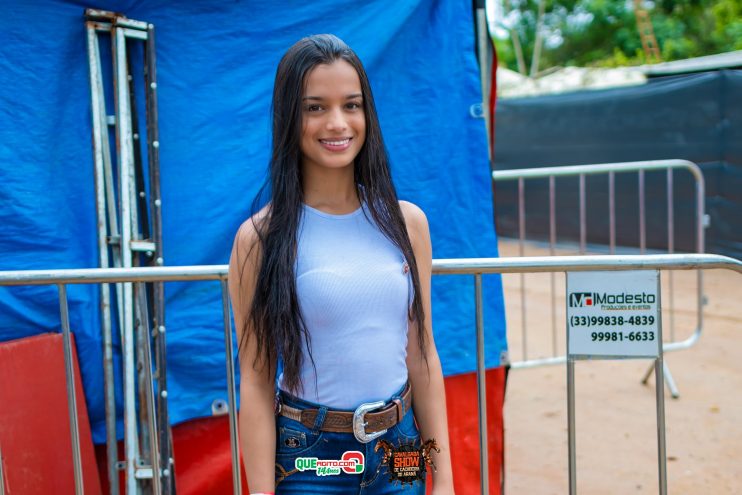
[1,253,741,495]
[492,160,707,376]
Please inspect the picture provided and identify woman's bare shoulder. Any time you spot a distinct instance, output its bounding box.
[398,200,429,232]
[234,204,271,247]
[398,200,431,255]
[231,204,271,268]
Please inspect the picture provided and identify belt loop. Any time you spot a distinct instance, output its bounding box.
[312,405,328,433]
[391,382,408,422]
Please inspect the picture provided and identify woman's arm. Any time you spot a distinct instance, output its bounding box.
[228,217,277,493]
[401,201,455,494]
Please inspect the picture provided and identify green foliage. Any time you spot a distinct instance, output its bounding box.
[495,0,742,72]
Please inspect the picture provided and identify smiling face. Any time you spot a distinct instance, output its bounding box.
[300,60,366,174]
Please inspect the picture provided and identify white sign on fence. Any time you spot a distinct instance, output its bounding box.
[567,270,661,358]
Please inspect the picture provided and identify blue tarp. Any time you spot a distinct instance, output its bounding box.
[0,0,506,443]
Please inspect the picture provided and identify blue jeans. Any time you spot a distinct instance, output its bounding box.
[274,386,427,494]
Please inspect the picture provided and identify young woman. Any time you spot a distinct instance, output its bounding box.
[228,34,455,495]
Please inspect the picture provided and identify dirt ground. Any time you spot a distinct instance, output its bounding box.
[498,240,742,494]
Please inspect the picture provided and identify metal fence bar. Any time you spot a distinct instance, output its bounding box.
[549,176,557,355]
[144,23,174,493]
[518,177,527,360]
[639,169,646,253]
[667,169,675,340]
[1,253,741,494]
[567,354,576,495]
[0,444,5,495]
[579,174,586,254]
[135,283,162,495]
[220,280,242,495]
[474,274,489,495]
[694,165,706,355]
[113,23,139,495]
[58,284,85,495]
[2,254,740,285]
[654,285,668,495]
[85,23,120,495]
[492,159,703,182]
[433,254,738,274]
[609,171,616,254]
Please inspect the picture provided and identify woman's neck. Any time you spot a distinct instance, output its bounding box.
[302,164,360,213]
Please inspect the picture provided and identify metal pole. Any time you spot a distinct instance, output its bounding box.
[549,176,557,356]
[136,285,162,495]
[113,24,139,494]
[578,174,586,254]
[639,170,646,253]
[654,275,668,495]
[2,254,741,284]
[144,23,173,493]
[667,169,675,341]
[92,20,125,348]
[609,171,616,255]
[474,274,489,495]
[491,159,703,182]
[641,357,679,398]
[101,286,119,495]
[567,358,576,495]
[85,24,120,495]
[120,138,139,487]
[221,280,243,495]
[566,266,576,493]
[58,284,85,495]
[518,177,527,360]
[0,444,5,495]
[695,164,705,362]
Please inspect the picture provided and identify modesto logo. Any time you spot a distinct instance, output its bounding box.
[569,291,655,307]
[569,292,593,307]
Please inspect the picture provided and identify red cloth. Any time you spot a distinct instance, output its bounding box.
[0,333,102,495]
[444,367,506,495]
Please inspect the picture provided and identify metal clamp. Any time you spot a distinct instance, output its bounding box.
[352,400,386,443]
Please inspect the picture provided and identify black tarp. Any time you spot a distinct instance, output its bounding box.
[493,69,742,258]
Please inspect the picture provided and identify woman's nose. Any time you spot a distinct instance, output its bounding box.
[325,107,347,130]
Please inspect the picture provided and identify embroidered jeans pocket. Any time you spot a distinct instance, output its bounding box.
[275,419,324,458]
[278,426,307,450]
[274,421,325,488]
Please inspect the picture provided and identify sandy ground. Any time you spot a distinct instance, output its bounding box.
[498,240,742,494]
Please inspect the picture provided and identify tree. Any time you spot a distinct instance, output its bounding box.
[492,0,742,73]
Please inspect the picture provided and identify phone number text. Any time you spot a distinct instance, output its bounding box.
[590,331,655,342]
[570,315,655,327]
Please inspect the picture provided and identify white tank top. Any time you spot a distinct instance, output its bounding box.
[278,202,411,409]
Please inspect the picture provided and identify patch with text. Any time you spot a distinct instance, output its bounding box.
[375,438,439,486]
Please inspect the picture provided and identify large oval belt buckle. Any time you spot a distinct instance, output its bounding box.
[353,400,387,444]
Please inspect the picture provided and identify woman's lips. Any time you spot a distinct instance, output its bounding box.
[319,137,352,152]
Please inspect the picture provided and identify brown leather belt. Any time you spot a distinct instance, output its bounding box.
[277,382,412,436]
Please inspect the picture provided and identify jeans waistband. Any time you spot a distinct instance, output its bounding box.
[277,381,412,438]
[277,381,410,413]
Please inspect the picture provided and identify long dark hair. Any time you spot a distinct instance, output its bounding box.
[238,34,426,394]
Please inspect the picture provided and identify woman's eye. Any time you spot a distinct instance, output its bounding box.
[305,105,322,112]
[346,102,361,110]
